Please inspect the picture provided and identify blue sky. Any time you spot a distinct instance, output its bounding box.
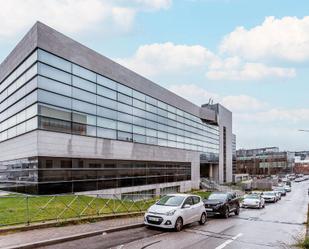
[1,0,309,151]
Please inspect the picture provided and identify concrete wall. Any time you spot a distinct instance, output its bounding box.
[0,130,200,191]
[0,131,38,161]
[218,105,233,183]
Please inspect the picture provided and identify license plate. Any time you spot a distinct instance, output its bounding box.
[149,217,160,221]
[205,208,213,211]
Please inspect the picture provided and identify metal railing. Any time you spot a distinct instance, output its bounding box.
[0,194,159,228]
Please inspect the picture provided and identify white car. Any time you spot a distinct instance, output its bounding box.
[284,185,291,192]
[242,194,265,209]
[262,191,278,203]
[144,194,207,231]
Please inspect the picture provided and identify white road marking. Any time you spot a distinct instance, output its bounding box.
[214,233,243,249]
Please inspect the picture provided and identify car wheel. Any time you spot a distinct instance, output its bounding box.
[234,206,240,215]
[199,212,207,225]
[174,217,183,232]
[223,207,229,218]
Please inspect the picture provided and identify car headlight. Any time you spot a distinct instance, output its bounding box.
[166,210,176,216]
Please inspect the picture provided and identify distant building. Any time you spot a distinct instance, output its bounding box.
[294,152,309,174]
[236,147,294,175]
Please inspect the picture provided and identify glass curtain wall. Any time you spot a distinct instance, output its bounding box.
[0,48,220,159]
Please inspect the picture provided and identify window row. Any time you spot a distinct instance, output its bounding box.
[0,104,37,133]
[38,116,219,153]
[36,50,219,132]
[0,117,38,142]
[0,50,37,96]
[36,88,219,142]
[38,103,219,147]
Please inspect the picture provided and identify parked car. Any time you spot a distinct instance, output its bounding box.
[273,186,287,196]
[242,194,265,209]
[295,177,304,182]
[203,192,240,218]
[262,191,278,203]
[284,185,291,192]
[144,194,207,232]
[272,190,281,200]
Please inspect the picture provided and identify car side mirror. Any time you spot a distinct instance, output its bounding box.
[183,204,191,209]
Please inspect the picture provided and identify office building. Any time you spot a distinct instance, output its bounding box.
[0,22,233,194]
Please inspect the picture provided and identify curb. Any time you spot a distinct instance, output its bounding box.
[0,212,144,235]
[3,223,144,249]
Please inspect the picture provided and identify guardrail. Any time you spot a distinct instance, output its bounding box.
[0,194,159,227]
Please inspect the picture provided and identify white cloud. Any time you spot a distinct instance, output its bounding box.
[220,16,309,62]
[168,84,266,112]
[118,42,296,80]
[132,0,172,10]
[206,62,296,80]
[238,108,309,123]
[0,0,172,39]
[117,42,216,76]
[221,95,267,112]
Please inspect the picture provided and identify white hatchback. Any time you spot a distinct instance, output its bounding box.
[144,194,207,231]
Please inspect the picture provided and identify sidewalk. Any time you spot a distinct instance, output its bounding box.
[0,215,144,249]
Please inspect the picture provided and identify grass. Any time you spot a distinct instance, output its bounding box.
[297,237,309,249]
[0,195,157,227]
[0,190,212,227]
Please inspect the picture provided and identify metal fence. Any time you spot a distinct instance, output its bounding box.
[0,194,159,227]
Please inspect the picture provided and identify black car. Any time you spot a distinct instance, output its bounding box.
[203,192,240,218]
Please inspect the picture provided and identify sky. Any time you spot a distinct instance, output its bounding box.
[0,0,309,151]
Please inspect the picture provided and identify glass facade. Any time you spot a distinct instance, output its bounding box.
[0,49,219,157]
[0,157,191,194]
[0,48,220,194]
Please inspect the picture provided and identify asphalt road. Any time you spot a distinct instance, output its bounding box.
[41,181,308,249]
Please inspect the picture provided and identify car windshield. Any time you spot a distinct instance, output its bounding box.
[264,192,275,196]
[245,195,259,199]
[208,193,227,200]
[156,195,185,206]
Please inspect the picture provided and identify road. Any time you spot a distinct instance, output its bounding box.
[41,181,308,249]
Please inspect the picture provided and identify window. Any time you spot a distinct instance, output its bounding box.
[133,125,145,135]
[117,122,132,132]
[133,134,146,143]
[117,84,132,96]
[38,76,71,97]
[72,88,96,104]
[97,96,117,110]
[38,90,71,109]
[133,90,145,101]
[97,117,116,129]
[72,76,96,93]
[118,93,132,105]
[38,49,71,72]
[72,99,96,115]
[72,64,96,82]
[97,85,117,100]
[118,103,132,114]
[38,63,71,84]
[97,75,117,90]
[118,131,132,141]
[97,127,116,139]
[39,105,71,121]
[97,106,117,120]
[133,99,145,110]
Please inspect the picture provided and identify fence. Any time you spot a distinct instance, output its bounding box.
[0,194,159,228]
